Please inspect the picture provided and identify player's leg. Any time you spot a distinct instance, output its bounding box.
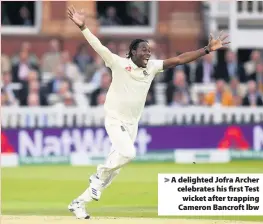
[76,146,121,202]
[100,168,120,189]
[98,121,138,190]
[68,150,120,220]
[68,127,132,219]
[92,146,121,190]
[68,148,133,219]
[88,118,137,200]
[69,117,137,219]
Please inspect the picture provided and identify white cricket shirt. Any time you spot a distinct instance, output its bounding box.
[82,28,164,124]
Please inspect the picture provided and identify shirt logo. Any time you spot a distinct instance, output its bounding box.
[125,66,131,72]
[143,70,150,76]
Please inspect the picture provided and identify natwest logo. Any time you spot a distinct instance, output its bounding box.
[18,129,111,157]
[18,128,152,158]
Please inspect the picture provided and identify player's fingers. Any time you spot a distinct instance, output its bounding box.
[223,41,231,45]
[68,15,73,21]
[218,30,224,39]
[69,5,74,14]
[67,11,73,19]
[68,13,73,19]
[71,5,76,13]
[67,9,73,17]
[67,9,73,16]
[221,46,230,50]
[221,35,229,41]
[209,33,213,41]
[69,7,75,16]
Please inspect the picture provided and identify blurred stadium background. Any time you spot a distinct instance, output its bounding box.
[1,0,263,220]
[1,0,263,164]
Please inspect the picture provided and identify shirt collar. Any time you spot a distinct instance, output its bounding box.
[129,58,140,69]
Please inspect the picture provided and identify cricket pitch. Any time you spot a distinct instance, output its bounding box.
[1,216,260,224]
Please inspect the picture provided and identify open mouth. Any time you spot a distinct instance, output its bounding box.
[143,59,149,64]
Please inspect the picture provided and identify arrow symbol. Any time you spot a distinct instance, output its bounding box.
[164,177,170,183]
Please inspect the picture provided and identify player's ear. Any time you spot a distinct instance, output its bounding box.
[132,49,136,56]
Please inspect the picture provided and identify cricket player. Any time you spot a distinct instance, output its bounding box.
[67,5,230,219]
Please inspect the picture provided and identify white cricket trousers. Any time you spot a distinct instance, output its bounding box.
[96,116,138,189]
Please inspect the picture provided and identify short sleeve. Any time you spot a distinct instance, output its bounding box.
[149,60,164,75]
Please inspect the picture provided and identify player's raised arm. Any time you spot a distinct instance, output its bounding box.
[67,5,117,68]
[163,31,230,70]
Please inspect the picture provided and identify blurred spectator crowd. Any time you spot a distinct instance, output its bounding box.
[99,5,149,26]
[1,39,263,108]
[1,2,149,27]
[2,3,34,26]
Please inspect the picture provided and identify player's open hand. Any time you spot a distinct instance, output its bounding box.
[67,5,86,29]
[207,31,230,52]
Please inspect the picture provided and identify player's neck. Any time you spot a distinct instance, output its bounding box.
[131,57,140,68]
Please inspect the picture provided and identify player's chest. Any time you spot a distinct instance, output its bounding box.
[120,64,153,83]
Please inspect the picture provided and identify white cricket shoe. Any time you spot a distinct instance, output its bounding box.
[68,199,90,219]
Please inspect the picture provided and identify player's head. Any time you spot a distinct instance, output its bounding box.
[127,39,151,68]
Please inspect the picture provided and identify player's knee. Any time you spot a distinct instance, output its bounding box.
[122,146,136,161]
[127,146,137,160]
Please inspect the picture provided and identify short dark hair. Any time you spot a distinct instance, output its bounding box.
[127,39,148,58]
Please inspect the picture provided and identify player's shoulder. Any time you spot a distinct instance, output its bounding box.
[114,55,128,63]
[110,55,131,70]
[109,54,126,68]
[117,56,132,66]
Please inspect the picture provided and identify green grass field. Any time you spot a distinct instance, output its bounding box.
[2,161,263,222]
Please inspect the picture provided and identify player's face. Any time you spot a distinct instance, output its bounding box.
[134,42,151,68]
